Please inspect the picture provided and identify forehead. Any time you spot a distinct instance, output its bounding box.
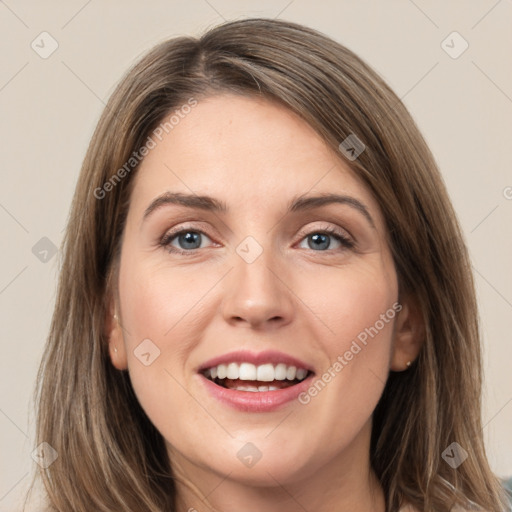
[128,94,383,225]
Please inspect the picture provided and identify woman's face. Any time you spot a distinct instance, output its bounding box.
[109,94,411,489]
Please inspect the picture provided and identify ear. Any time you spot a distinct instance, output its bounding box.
[104,293,128,371]
[390,294,424,371]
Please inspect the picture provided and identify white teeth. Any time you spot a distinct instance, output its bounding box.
[256,363,275,382]
[205,362,309,383]
[286,366,297,380]
[296,368,307,380]
[234,385,259,392]
[239,363,257,380]
[217,364,227,379]
[274,363,287,380]
[226,362,239,379]
[230,384,283,392]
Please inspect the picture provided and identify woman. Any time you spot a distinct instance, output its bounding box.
[27,18,510,512]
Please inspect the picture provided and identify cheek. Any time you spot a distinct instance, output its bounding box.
[310,260,398,353]
[119,256,207,351]
[117,256,216,437]
[298,261,398,419]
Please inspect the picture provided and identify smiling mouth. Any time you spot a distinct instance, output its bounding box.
[202,362,313,392]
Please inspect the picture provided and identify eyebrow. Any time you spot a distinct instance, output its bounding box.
[142,191,375,228]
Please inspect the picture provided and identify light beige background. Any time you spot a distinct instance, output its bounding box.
[1,1,511,510]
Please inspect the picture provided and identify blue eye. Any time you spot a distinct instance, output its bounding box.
[298,229,354,251]
[161,230,212,253]
[160,226,354,255]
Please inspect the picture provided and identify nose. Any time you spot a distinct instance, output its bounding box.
[221,249,295,330]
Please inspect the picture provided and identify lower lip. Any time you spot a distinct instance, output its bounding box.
[198,374,314,412]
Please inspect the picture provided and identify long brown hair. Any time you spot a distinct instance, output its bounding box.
[27,18,509,512]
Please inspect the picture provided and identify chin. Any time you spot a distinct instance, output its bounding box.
[193,442,320,488]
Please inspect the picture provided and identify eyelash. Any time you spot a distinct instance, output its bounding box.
[159,224,355,256]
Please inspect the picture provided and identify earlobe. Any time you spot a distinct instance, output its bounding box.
[390,295,424,372]
[105,298,128,371]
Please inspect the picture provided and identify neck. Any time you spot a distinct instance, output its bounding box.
[170,421,386,512]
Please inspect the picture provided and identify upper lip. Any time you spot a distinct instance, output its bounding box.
[197,349,314,373]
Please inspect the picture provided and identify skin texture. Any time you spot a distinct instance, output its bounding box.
[106,94,423,512]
